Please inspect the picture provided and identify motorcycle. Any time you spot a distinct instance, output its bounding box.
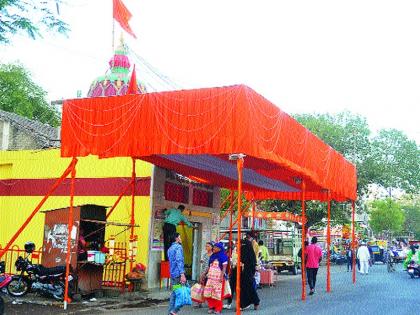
[6,242,76,300]
[407,260,420,279]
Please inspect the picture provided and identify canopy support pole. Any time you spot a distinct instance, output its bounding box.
[64,157,78,310]
[106,178,134,219]
[217,203,248,242]
[235,157,244,315]
[0,158,78,261]
[301,180,307,301]
[326,192,331,293]
[130,158,136,271]
[220,198,237,225]
[251,201,256,230]
[221,190,233,212]
[228,190,234,275]
[351,200,356,284]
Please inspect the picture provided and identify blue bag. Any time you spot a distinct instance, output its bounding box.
[174,284,192,309]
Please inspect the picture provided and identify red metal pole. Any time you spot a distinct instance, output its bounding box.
[301,180,306,301]
[251,201,256,230]
[0,158,78,260]
[106,179,134,219]
[221,190,233,211]
[352,201,356,284]
[130,158,136,238]
[64,157,77,310]
[220,198,238,223]
[217,203,248,242]
[236,158,244,315]
[228,191,234,275]
[326,192,331,293]
[130,158,136,271]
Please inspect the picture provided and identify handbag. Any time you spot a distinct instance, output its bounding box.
[191,283,205,303]
[222,279,231,298]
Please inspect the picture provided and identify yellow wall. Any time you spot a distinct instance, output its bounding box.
[0,149,153,266]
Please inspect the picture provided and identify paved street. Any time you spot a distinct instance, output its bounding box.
[115,264,420,315]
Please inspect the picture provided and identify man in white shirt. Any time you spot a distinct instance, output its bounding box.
[357,242,371,275]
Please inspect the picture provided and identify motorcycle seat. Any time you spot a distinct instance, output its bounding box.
[38,265,66,276]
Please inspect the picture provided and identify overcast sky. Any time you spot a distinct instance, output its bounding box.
[1,0,419,143]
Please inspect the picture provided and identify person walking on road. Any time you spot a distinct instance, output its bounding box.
[357,242,371,275]
[168,233,187,315]
[346,246,353,272]
[306,237,322,295]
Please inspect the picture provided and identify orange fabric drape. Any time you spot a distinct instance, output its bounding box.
[61,85,356,201]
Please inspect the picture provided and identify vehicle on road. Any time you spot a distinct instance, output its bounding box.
[7,242,76,300]
[407,260,420,278]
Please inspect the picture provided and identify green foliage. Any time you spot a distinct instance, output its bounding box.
[294,112,420,196]
[369,199,405,235]
[370,129,420,194]
[258,199,350,229]
[0,63,60,126]
[400,195,420,239]
[0,0,69,43]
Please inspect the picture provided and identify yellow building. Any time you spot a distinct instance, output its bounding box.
[0,149,221,289]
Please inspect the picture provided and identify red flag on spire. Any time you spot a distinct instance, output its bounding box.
[113,0,136,38]
[127,65,138,94]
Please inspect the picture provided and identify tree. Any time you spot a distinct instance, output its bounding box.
[0,63,60,126]
[400,195,420,239]
[0,0,69,44]
[369,199,405,235]
[370,129,420,195]
[294,111,373,196]
[257,199,351,229]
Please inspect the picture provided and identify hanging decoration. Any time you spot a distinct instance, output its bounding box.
[243,211,305,224]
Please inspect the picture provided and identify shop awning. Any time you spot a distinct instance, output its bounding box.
[61,84,357,201]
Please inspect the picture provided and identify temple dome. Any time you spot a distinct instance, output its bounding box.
[87,40,147,97]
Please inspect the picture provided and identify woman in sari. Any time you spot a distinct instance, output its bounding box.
[239,238,260,310]
[204,242,228,314]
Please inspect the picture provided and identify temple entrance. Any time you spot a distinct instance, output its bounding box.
[177,222,202,281]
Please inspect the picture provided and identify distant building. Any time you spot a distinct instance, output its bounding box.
[0,109,60,150]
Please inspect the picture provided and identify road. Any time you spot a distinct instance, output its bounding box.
[114,263,420,315]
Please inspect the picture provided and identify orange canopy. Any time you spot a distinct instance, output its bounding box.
[61,85,357,201]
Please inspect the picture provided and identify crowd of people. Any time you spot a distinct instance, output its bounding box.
[166,229,262,315]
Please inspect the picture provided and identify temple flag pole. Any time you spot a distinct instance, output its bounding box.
[63,157,78,310]
[327,191,331,292]
[301,180,307,301]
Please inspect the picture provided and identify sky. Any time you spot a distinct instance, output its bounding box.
[1,0,419,143]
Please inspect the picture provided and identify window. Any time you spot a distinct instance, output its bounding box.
[164,181,189,203]
[192,189,213,207]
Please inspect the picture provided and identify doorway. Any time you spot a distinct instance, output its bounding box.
[176,222,202,280]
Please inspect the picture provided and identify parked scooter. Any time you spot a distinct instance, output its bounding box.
[407,260,420,279]
[6,242,76,300]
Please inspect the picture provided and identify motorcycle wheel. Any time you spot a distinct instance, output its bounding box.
[7,278,30,297]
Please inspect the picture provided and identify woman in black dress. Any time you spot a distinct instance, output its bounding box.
[239,238,260,310]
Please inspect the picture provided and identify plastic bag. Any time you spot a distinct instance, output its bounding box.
[174,285,192,309]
